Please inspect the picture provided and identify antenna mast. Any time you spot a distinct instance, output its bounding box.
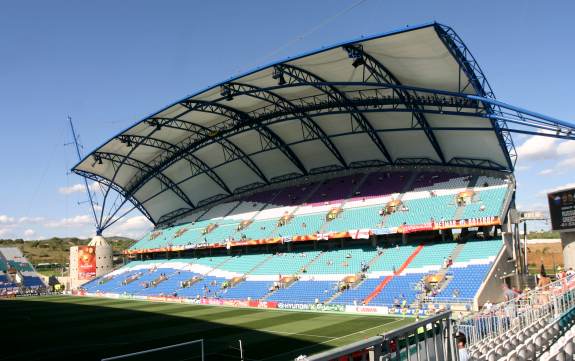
[68,116,102,235]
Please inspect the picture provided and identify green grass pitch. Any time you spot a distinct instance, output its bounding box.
[0,296,413,361]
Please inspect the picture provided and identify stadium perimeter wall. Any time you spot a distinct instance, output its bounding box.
[474,238,515,308]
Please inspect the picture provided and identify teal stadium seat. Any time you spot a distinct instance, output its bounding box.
[305,248,377,274]
[251,251,321,275]
[324,206,382,232]
[408,242,457,269]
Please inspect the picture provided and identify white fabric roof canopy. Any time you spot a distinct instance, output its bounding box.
[74,23,513,225]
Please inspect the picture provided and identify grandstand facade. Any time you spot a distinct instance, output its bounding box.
[73,22,575,319]
[80,168,512,313]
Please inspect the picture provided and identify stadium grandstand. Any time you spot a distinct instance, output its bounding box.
[0,247,46,295]
[53,22,575,360]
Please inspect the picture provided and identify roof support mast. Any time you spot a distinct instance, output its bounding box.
[68,116,102,235]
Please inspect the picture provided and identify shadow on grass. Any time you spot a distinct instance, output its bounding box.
[0,297,335,361]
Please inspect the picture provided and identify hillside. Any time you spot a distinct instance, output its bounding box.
[0,237,135,266]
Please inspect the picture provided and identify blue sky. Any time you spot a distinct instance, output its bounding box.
[0,0,574,239]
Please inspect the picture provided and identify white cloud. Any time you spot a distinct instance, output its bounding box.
[58,184,86,195]
[557,141,575,156]
[538,169,553,176]
[89,182,105,193]
[18,216,45,224]
[0,215,15,224]
[516,202,549,212]
[23,229,35,237]
[107,215,152,239]
[516,133,558,160]
[516,132,575,162]
[58,182,106,198]
[44,215,93,228]
[558,157,575,168]
[540,182,575,195]
[0,228,13,238]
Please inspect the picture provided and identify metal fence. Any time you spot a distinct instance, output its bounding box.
[300,311,459,361]
[452,275,575,360]
[457,274,575,347]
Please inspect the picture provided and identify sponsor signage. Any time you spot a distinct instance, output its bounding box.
[345,305,389,315]
[77,246,96,280]
[434,216,500,230]
[548,188,575,231]
[277,303,345,312]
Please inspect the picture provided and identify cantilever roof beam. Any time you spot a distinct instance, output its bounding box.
[274,63,394,164]
[435,23,516,170]
[343,44,446,164]
[149,117,270,185]
[93,151,195,209]
[117,134,233,195]
[180,99,308,175]
[73,170,156,227]
[225,82,348,168]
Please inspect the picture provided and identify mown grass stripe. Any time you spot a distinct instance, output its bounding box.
[1,296,413,361]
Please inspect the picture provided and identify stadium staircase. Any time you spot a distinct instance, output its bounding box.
[316,173,371,233]
[454,175,478,220]
[259,251,325,301]
[328,274,369,305]
[298,251,324,274]
[326,247,387,304]
[204,257,234,275]
[437,242,465,279]
[366,249,386,269]
[380,172,418,227]
[325,288,344,304]
[348,173,370,197]
[413,243,466,308]
[268,182,324,238]
[242,254,275,276]
[363,244,424,305]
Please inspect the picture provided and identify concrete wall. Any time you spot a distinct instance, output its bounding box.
[95,244,113,277]
[562,232,575,270]
[475,246,516,309]
[69,246,81,290]
[69,238,113,290]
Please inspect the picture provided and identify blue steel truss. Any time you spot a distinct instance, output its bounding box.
[179,99,308,175]
[80,82,575,228]
[274,63,394,164]
[72,23,575,230]
[93,151,195,208]
[225,82,348,167]
[342,44,446,163]
[434,24,517,170]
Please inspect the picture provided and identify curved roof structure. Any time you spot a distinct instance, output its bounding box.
[74,22,526,228]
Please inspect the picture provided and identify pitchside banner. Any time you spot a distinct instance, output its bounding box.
[78,246,96,280]
[548,188,575,231]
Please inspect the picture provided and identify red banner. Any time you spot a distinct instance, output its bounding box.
[78,246,96,280]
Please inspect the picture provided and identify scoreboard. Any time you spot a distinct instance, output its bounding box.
[548,187,575,231]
